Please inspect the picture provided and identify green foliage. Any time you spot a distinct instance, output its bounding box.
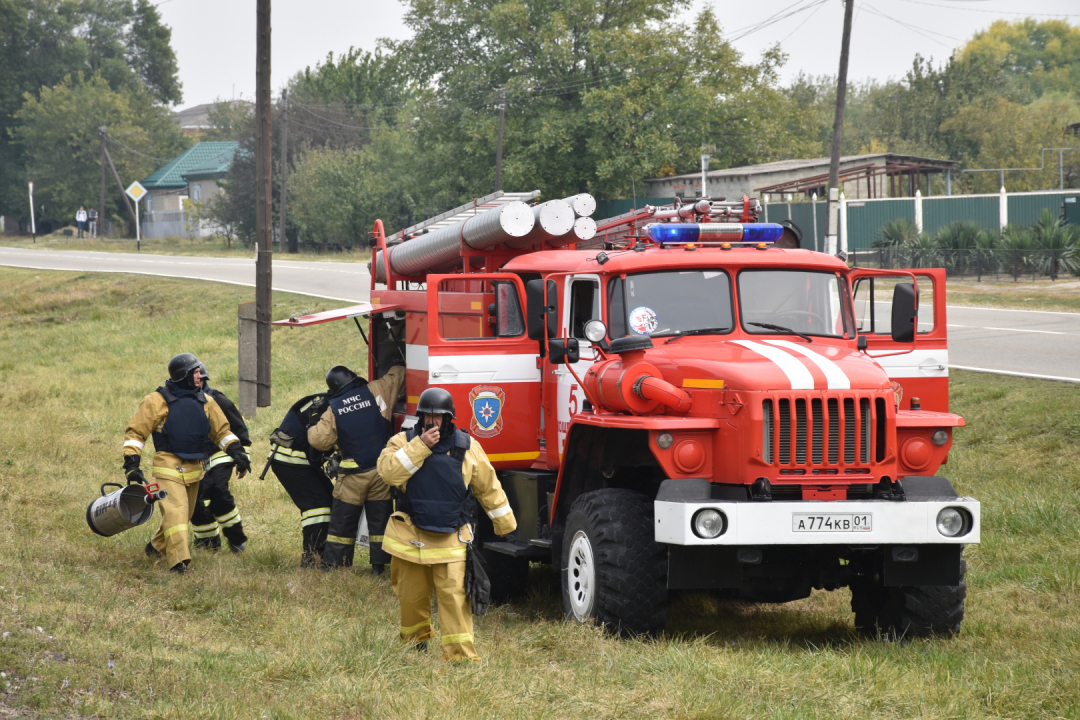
[0,0,183,226]
[290,130,419,248]
[934,221,996,250]
[786,19,1080,194]
[384,1,814,207]
[873,218,921,248]
[13,73,188,227]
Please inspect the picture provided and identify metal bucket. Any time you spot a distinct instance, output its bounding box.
[86,482,167,537]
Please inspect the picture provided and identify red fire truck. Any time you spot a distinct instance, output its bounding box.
[276,192,979,638]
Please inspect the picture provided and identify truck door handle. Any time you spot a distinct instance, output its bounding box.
[919,360,945,372]
[432,369,459,378]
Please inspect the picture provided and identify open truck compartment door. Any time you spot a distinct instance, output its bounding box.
[851,268,949,412]
[425,274,542,470]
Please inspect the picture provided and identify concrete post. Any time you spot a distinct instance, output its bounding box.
[999,185,1008,230]
[826,187,839,255]
[914,189,923,234]
[238,301,258,419]
[838,191,848,255]
[811,192,819,252]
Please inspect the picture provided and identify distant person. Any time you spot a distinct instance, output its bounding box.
[88,208,98,238]
[75,206,87,238]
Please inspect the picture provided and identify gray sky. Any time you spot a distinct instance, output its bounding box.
[158,0,1080,109]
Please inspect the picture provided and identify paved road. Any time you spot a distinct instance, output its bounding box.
[2,246,1078,382]
[947,305,1080,382]
[0,246,370,303]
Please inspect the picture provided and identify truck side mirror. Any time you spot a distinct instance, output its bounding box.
[549,338,580,364]
[525,278,558,343]
[891,282,917,343]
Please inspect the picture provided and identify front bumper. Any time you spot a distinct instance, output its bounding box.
[655,496,980,546]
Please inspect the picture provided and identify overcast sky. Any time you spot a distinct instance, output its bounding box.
[157,0,1080,109]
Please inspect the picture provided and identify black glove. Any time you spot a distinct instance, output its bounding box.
[123,455,147,485]
[226,443,252,475]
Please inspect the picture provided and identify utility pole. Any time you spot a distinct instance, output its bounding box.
[494,86,506,192]
[280,88,291,253]
[826,0,854,256]
[102,143,138,235]
[254,0,273,407]
[100,126,107,237]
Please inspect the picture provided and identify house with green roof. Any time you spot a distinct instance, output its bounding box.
[141,141,239,215]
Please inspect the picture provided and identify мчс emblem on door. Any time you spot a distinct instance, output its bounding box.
[469,385,505,438]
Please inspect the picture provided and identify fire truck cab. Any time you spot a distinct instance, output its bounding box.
[277,194,978,639]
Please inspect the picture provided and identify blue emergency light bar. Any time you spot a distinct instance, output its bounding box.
[645,222,785,245]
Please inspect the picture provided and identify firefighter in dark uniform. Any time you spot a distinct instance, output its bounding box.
[189,363,252,552]
[123,353,251,573]
[308,364,405,574]
[377,387,517,661]
[267,392,335,567]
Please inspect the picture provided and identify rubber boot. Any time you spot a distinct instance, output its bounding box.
[322,498,362,569]
[365,499,394,568]
[301,520,329,568]
[170,562,186,574]
[145,541,161,559]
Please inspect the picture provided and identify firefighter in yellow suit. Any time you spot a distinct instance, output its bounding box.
[122,353,250,573]
[377,387,516,661]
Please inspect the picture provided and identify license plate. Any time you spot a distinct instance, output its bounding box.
[792,513,872,532]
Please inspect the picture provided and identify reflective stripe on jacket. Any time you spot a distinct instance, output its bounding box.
[376,429,517,565]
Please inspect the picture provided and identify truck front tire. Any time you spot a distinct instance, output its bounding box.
[560,489,668,637]
[851,557,967,638]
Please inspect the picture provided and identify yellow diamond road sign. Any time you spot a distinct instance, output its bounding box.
[125,181,147,203]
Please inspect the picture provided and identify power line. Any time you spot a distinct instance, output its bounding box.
[862,3,960,47]
[893,0,1080,17]
[105,134,168,162]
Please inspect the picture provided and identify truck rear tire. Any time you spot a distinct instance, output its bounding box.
[851,558,967,638]
[560,489,668,637]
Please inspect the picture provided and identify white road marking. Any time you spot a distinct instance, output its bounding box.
[951,366,1080,384]
[947,305,1080,317]
[948,324,1079,337]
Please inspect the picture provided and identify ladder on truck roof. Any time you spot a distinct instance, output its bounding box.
[387,190,542,243]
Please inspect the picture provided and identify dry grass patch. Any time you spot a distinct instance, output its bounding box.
[0,268,1077,718]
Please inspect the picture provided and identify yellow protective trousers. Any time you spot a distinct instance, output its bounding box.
[148,457,204,568]
[390,557,478,662]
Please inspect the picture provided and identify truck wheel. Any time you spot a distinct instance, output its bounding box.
[479,548,529,603]
[560,489,668,637]
[851,558,967,638]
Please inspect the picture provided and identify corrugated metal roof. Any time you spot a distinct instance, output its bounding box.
[142,142,240,189]
[181,145,242,180]
[388,190,542,242]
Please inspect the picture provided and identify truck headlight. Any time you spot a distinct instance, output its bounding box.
[692,508,727,539]
[931,429,949,446]
[936,507,970,537]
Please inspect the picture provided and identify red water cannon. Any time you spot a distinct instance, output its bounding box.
[582,336,691,415]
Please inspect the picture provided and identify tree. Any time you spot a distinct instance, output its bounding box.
[1,0,182,225]
[13,73,188,228]
[957,19,1080,102]
[386,0,814,206]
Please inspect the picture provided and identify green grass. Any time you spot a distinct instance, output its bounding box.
[0,233,371,263]
[0,267,1078,718]
[945,278,1080,313]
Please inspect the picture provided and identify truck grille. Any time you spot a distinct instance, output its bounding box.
[763,396,884,472]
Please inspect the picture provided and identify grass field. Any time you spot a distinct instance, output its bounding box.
[0,267,1078,719]
[0,234,370,263]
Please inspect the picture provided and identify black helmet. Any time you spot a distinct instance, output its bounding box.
[168,353,201,382]
[325,365,359,395]
[416,387,455,418]
[198,362,210,383]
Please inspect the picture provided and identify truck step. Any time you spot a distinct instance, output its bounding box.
[529,538,552,549]
[482,540,549,559]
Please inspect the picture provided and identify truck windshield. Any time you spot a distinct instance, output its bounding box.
[608,270,733,338]
[738,270,852,339]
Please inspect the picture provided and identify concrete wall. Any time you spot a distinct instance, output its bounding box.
[186,178,221,205]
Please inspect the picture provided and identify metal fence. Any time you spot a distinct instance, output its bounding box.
[850,248,1080,281]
